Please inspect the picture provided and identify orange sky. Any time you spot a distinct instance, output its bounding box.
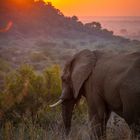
[44,0,140,16]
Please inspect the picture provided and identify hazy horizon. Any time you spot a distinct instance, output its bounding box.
[79,16,140,40]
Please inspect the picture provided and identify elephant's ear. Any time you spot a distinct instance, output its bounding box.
[71,49,96,99]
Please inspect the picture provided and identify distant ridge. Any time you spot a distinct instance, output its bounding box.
[0,0,140,75]
[0,0,123,40]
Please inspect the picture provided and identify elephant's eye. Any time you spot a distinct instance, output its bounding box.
[61,76,67,82]
[61,76,65,81]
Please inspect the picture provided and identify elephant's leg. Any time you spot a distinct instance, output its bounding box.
[123,104,140,137]
[122,105,133,125]
[122,101,138,138]
[89,114,104,140]
[121,90,140,137]
[88,107,109,140]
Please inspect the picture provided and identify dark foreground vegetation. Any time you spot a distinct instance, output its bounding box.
[0,0,140,139]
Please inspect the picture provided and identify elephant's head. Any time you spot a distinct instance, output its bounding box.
[50,49,97,135]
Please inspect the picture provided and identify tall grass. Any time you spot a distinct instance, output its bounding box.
[0,106,138,140]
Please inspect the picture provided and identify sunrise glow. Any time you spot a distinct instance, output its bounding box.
[44,0,140,16]
[11,0,31,6]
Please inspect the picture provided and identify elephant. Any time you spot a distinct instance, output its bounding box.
[50,49,140,139]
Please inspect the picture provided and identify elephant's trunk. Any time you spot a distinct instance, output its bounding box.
[62,100,75,136]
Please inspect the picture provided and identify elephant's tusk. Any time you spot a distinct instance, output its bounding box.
[49,99,63,108]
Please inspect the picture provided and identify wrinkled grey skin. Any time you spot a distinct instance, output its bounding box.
[60,49,140,139]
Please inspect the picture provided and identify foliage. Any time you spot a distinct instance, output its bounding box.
[30,52,46,62]
[43,65,61,99]
[0,59,10,72]
[0,64,61,123]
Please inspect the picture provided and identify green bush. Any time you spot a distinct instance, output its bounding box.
[30,52,47,62]
[0,64,61,123]
[43,65,61,101]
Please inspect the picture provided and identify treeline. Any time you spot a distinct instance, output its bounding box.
[0,0,114,38]
[0,64,61,124]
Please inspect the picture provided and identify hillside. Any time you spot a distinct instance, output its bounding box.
[0,1,114,38]
[0,0,140,73]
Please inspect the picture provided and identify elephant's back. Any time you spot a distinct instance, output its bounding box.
[97,51,140,76]
[94,52,140,113]
[119,56,140,94]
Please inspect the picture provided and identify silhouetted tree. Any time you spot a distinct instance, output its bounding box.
[71,16,79,22]
[85,22,102,30]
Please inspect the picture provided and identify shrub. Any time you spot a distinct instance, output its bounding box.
[43,65,61,101]
[0,64,61,123]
